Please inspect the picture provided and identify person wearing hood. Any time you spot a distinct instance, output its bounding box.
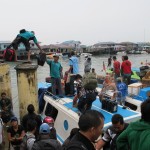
[117,98,150,150]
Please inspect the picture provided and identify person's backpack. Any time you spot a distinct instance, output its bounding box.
[82,72,97,90]
[3,49,15,61]
[20,134,35,150]
[37,53,46,66]
[32,140,56,150]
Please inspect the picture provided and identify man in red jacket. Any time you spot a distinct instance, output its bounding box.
[113,56,120,80]
[121,55,132,85]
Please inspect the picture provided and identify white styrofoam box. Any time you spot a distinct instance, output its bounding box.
[128,83,143,95]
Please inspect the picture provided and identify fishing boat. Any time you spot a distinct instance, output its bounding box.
[38,82,141,143]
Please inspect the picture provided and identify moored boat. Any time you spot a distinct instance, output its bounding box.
[38,83,141,143]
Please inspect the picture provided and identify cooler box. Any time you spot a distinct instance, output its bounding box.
[128,83,143,95]
[138,87,150,100]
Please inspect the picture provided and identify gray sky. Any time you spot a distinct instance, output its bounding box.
[0,0,150,45]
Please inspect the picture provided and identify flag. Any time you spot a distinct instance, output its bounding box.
[103,61,106,71]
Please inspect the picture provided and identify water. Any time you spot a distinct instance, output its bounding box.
[6,54,150,118]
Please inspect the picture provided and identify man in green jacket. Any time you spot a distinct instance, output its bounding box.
[117,98,150,150]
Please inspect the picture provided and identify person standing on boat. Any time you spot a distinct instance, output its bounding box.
[96,114,128,150]
[67,51,79,96]
[121,55,132,85]
[7,29,44,61]
[46,54,63,98]
[116,78,128,106]
[107,56,112,68]
[117,98,150,150]
[66,110,104,150]
[84,56,92,73]
[112,56,120,80]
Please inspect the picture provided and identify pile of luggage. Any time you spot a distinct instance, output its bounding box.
[101,96,118,113]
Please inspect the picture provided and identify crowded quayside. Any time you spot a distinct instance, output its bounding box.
[0,31,150,150]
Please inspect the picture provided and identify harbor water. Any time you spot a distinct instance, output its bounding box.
[6,54,150,119]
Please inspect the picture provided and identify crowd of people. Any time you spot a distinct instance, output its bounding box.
[2,34,150,150]
[45,52,132,109]
[0,98,150,150]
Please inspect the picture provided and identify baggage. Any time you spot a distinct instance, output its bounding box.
[140,66,149,71]
[82,72,97,90]
[101,98,108,110]
[101,98,118,113]
[3,49,15,61]
[37,53,46,66]
[107,100,118,113]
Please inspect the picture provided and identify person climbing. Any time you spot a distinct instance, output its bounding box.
[7,29,44,61]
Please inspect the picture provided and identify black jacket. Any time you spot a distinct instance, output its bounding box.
[66,131,96,150]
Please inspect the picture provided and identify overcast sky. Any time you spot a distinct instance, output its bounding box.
[0,0,150,45]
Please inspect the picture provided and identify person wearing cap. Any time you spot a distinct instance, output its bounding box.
[6,29,44,61]
[43,116,57,140]
[7,116,25,150]
[46,54,63,98]
[32,123,62,150]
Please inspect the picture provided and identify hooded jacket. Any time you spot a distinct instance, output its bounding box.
[117,119,150,150]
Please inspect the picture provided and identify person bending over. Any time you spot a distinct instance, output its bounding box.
[7,29,44,61]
